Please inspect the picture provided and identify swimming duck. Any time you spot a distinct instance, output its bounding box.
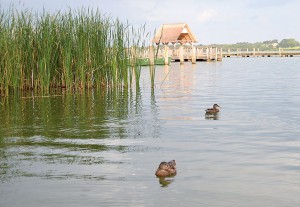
[205,104,220,114]
[155,160,177,177]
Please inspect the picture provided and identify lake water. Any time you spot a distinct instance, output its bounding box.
[1,57,300,207]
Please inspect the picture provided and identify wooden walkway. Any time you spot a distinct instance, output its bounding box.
[222,48,300,58]
[140,46,300,65]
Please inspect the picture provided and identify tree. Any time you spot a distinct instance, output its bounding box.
[278,39,300,48]
[263,39,278,44]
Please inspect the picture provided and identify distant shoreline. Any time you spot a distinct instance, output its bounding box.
[200,38,300,51]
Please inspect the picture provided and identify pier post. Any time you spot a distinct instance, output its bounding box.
[218,48,223,61]
[253,48,256,57]
[149,46,155,65]
[179,45,184,64]
[209,47,213,61]
[192,46,196,64]
[279,47,282,56]
[164,45,169,65]
[215,47,218,61]
[220,48,222,57]
[205,47,208,61]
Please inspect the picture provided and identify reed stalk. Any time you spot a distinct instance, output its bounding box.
[0,7,148,95]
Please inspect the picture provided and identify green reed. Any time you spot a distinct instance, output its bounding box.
[0,8,147,95]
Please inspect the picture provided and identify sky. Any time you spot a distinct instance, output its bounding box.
[1,0,300,44]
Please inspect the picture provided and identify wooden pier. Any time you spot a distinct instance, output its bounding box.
[139,46,300,66]
[222,48,300,58]
[141,46,223,65]
[146,23,300,65]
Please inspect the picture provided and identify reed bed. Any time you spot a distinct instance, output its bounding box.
[0,8,148,95]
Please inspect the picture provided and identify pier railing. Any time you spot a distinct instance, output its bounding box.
[222,48,300,57]
[138,46,300,65]
[140,45,223,65]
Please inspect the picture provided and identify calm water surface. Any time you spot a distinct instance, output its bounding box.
[1,58,300,207]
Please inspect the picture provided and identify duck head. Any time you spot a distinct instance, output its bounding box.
[213,104,220,109]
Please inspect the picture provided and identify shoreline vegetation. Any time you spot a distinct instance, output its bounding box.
[0,7,149,96]
[203,38,300,50]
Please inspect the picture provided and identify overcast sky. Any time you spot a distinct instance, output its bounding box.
[1,0,300,44]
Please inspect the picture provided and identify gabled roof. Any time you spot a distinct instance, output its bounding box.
[152,23,198,44]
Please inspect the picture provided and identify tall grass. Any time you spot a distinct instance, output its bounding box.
[0,7,147,95]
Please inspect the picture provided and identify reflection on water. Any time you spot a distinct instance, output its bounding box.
[1,58,300,207]
[158,177,175,187]
[205,113,220,120]
[0,86,161,185]
[0,87,161,139]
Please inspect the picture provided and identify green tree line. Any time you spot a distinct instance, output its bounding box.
[203,38,300,50]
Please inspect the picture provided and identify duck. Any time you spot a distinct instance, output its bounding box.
[205,104,220,114]
[155,160,177,177]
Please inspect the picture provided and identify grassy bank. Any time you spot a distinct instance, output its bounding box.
[0,8,147,95]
